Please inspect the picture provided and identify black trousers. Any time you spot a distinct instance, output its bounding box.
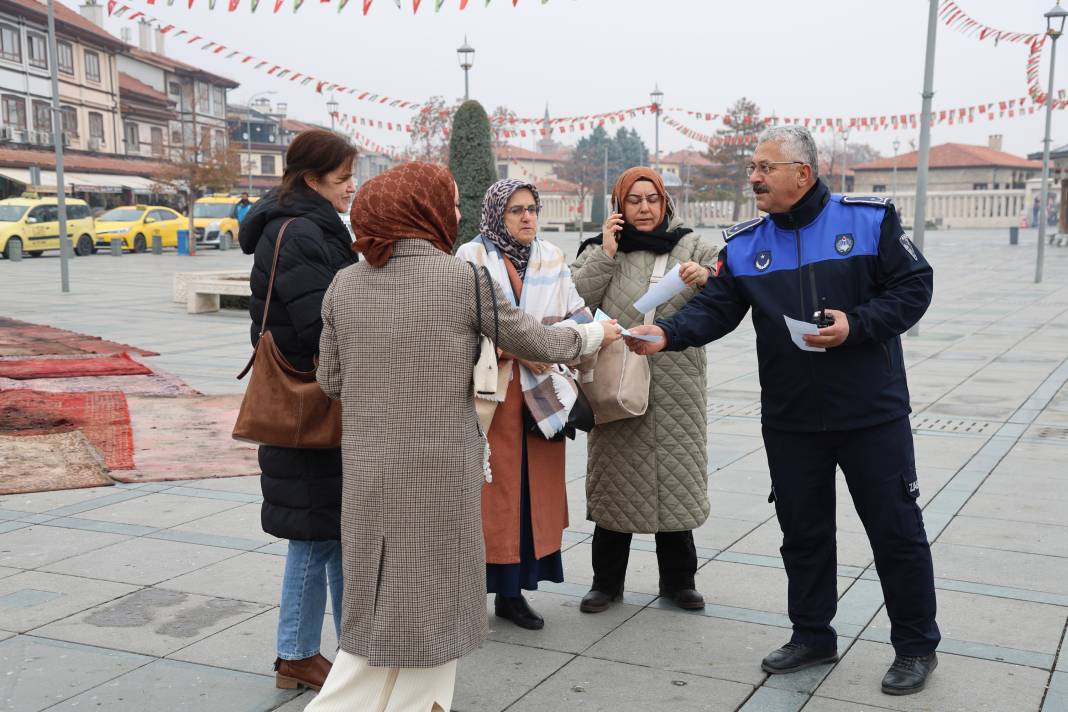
[591,525,698,594]
[763,416,941,657]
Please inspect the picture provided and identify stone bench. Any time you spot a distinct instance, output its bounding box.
[185,276,252,314]
[173,271,248,304]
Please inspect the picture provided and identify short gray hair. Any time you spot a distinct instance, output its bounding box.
[757,125,819,179]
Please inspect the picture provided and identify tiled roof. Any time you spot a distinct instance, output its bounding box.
[854,143,1042,171]
[660,150,713,167]
[125,46,239,88]
[0,147,169,177]
[535,177,581,194]
[0,0,124,49]
[496,144,565,162]
[119,73,171,106]
[282,119,322,133]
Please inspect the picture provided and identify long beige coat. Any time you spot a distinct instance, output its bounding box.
[317,239,590,668]
[572,229,720,533]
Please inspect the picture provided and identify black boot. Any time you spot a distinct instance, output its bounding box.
[881,652,937,695]
[579,588,622,613]
[761,641,839,674]
[658,586,705,610]
[494,594,544,630]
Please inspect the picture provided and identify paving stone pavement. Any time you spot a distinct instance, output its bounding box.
[0,228,1066,711]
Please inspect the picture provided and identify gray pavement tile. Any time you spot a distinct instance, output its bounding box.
[0,566,21,580]
[708,490,778,523]
[815,640,1049,712]
[167,475,264,495]
[0,635,152,711]
[708,465,773,496]
[484,590,643,654]
[958,490,1067,527]
[931,542,1068,595]
[0,571,137,633]
[48,658,299,712]
[44,489,152,517]
[1045,671,1068,712]
[0,525,129,570]
[453,640,573,712]
[165,502,276,545]
[937,515,1068,558]
[75,491,244,528]
[692,515,765,551]
[859,626,1053,671]
[0,521,30,535]
[694,561,853,617]
[148,529,272,552]
[40,516,160,537]
[727,519,875,570]
[584,606,784,686]
[508,655,754,712]
[562,543,680,596]
[801,697,898,711]
[270,692,315,711]
[33,587,268,657]
[169,609,338,675]
[159,551,285,605]
[866,589,1066,656]
[738,687,811,711]
[0,486,120,514]
[159,485,264,504]
[257,541,289,556]
[41,536,238,585]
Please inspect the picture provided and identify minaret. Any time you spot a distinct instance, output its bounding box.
[537,104,558,154]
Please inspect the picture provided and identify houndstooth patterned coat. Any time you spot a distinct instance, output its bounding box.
[317,239,589,668]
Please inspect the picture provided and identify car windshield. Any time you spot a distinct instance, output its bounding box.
[194,203,233,219]
[0,205,29,222]
[99,208,144,222]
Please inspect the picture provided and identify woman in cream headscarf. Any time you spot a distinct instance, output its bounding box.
[571,167,721,615]
[456,179,592,632]
[307,163,619,712]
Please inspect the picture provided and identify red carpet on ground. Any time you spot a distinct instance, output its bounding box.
[0,389,135,470]
[0,318,158,358]
[0,353,152,380]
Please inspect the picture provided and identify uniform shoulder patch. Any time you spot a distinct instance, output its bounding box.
[841,195,893,208]
[722,215,765,242]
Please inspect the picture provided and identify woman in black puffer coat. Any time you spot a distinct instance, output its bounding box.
[239,128,357,692]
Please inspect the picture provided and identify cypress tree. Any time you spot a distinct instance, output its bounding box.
[448,100,498,248]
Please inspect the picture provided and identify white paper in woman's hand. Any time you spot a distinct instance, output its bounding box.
[633,264,687,313]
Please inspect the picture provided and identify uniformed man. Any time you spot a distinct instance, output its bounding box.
[627,125,940,696]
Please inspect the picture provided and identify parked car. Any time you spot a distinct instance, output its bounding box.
[192,194,258,249]
[0,194,95,259]
[94,205,187,253]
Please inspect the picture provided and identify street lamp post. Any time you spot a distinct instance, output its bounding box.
[457,37,475,101]
[327,94,339,131]
[651,84,664,173]
[45,0,70,292]
[1036,0,1067,284]
[892,138,901,203]
[840,128,851,194]
[246,91,275,194]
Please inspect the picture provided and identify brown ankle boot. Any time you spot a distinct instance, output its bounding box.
[274,653,332,691]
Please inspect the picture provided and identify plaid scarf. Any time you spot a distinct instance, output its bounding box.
[456,236,593,438]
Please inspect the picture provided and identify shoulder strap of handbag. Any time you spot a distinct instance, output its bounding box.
[643,253,671,326]
[236,217,296,380]
[467,262,501,365]
[482,265,499,344]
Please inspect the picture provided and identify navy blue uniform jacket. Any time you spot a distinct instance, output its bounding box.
[657,180,933,432]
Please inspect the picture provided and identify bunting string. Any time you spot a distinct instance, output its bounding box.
[132,0,552,13]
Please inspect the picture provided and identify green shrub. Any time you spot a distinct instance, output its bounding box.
[448,100,498,248]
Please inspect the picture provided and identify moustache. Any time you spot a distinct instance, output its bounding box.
[752,184,770,194]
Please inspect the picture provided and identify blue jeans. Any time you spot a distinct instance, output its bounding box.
[277,539,343,660]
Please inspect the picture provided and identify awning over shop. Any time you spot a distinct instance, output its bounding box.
[0,168,171,194]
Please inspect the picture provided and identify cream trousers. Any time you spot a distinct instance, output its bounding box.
[304,649,457,712]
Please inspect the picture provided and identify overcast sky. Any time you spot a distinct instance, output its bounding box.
[81,0,1066,161]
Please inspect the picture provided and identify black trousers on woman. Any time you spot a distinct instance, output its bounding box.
[591,525,698,595]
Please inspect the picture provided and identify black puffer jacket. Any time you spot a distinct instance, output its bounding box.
[240,186,357,541]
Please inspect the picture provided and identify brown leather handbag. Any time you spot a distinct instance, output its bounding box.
[232,218,342,449]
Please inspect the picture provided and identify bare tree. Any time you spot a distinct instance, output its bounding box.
[696,97,764,220]
[405,96,460,164]
[489,105,518,154]
[152,136,241,253]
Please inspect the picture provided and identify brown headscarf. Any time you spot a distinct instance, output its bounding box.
[611,166,668,222]
[351,162,457,268]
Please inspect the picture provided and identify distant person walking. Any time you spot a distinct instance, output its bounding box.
[239,129,358,692]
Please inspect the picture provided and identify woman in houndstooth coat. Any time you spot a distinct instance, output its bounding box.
[310,162,618,711]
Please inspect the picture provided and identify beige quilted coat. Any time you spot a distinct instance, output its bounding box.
[572,228,721,533]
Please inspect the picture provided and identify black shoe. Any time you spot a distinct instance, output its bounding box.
[579,588,622,613]
[761,641,839,674]
[659,587,705,610]
[493,594,544,630]
[881,652,937,695]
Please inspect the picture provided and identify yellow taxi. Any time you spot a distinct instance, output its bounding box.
[193,194,257,249]
[0,194,95,259]
[94,205,187,253]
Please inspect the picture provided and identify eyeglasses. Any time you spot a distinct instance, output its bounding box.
[746,161,805,177]
[623,193,663,206]
[506,205,539,217]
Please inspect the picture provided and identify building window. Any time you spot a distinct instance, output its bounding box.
[27,33,47,69]
[32,100,51,133]
[213,86,225,116]
[169,81,180,96]
[199,126,211,152]
[125,122,139,152]
[213,129,225,151]
[972,183,988,191]
[261,155,275,175]
[872,185,886,193]
[197,82,210,108]
[88,112,104,146]
[171,128,182,145]
[84,50,101,82]
[57,41,73,74]
[0,23,20,63]
[150,126,164,156]
[2,95,26,130]
[60,106,78,137]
